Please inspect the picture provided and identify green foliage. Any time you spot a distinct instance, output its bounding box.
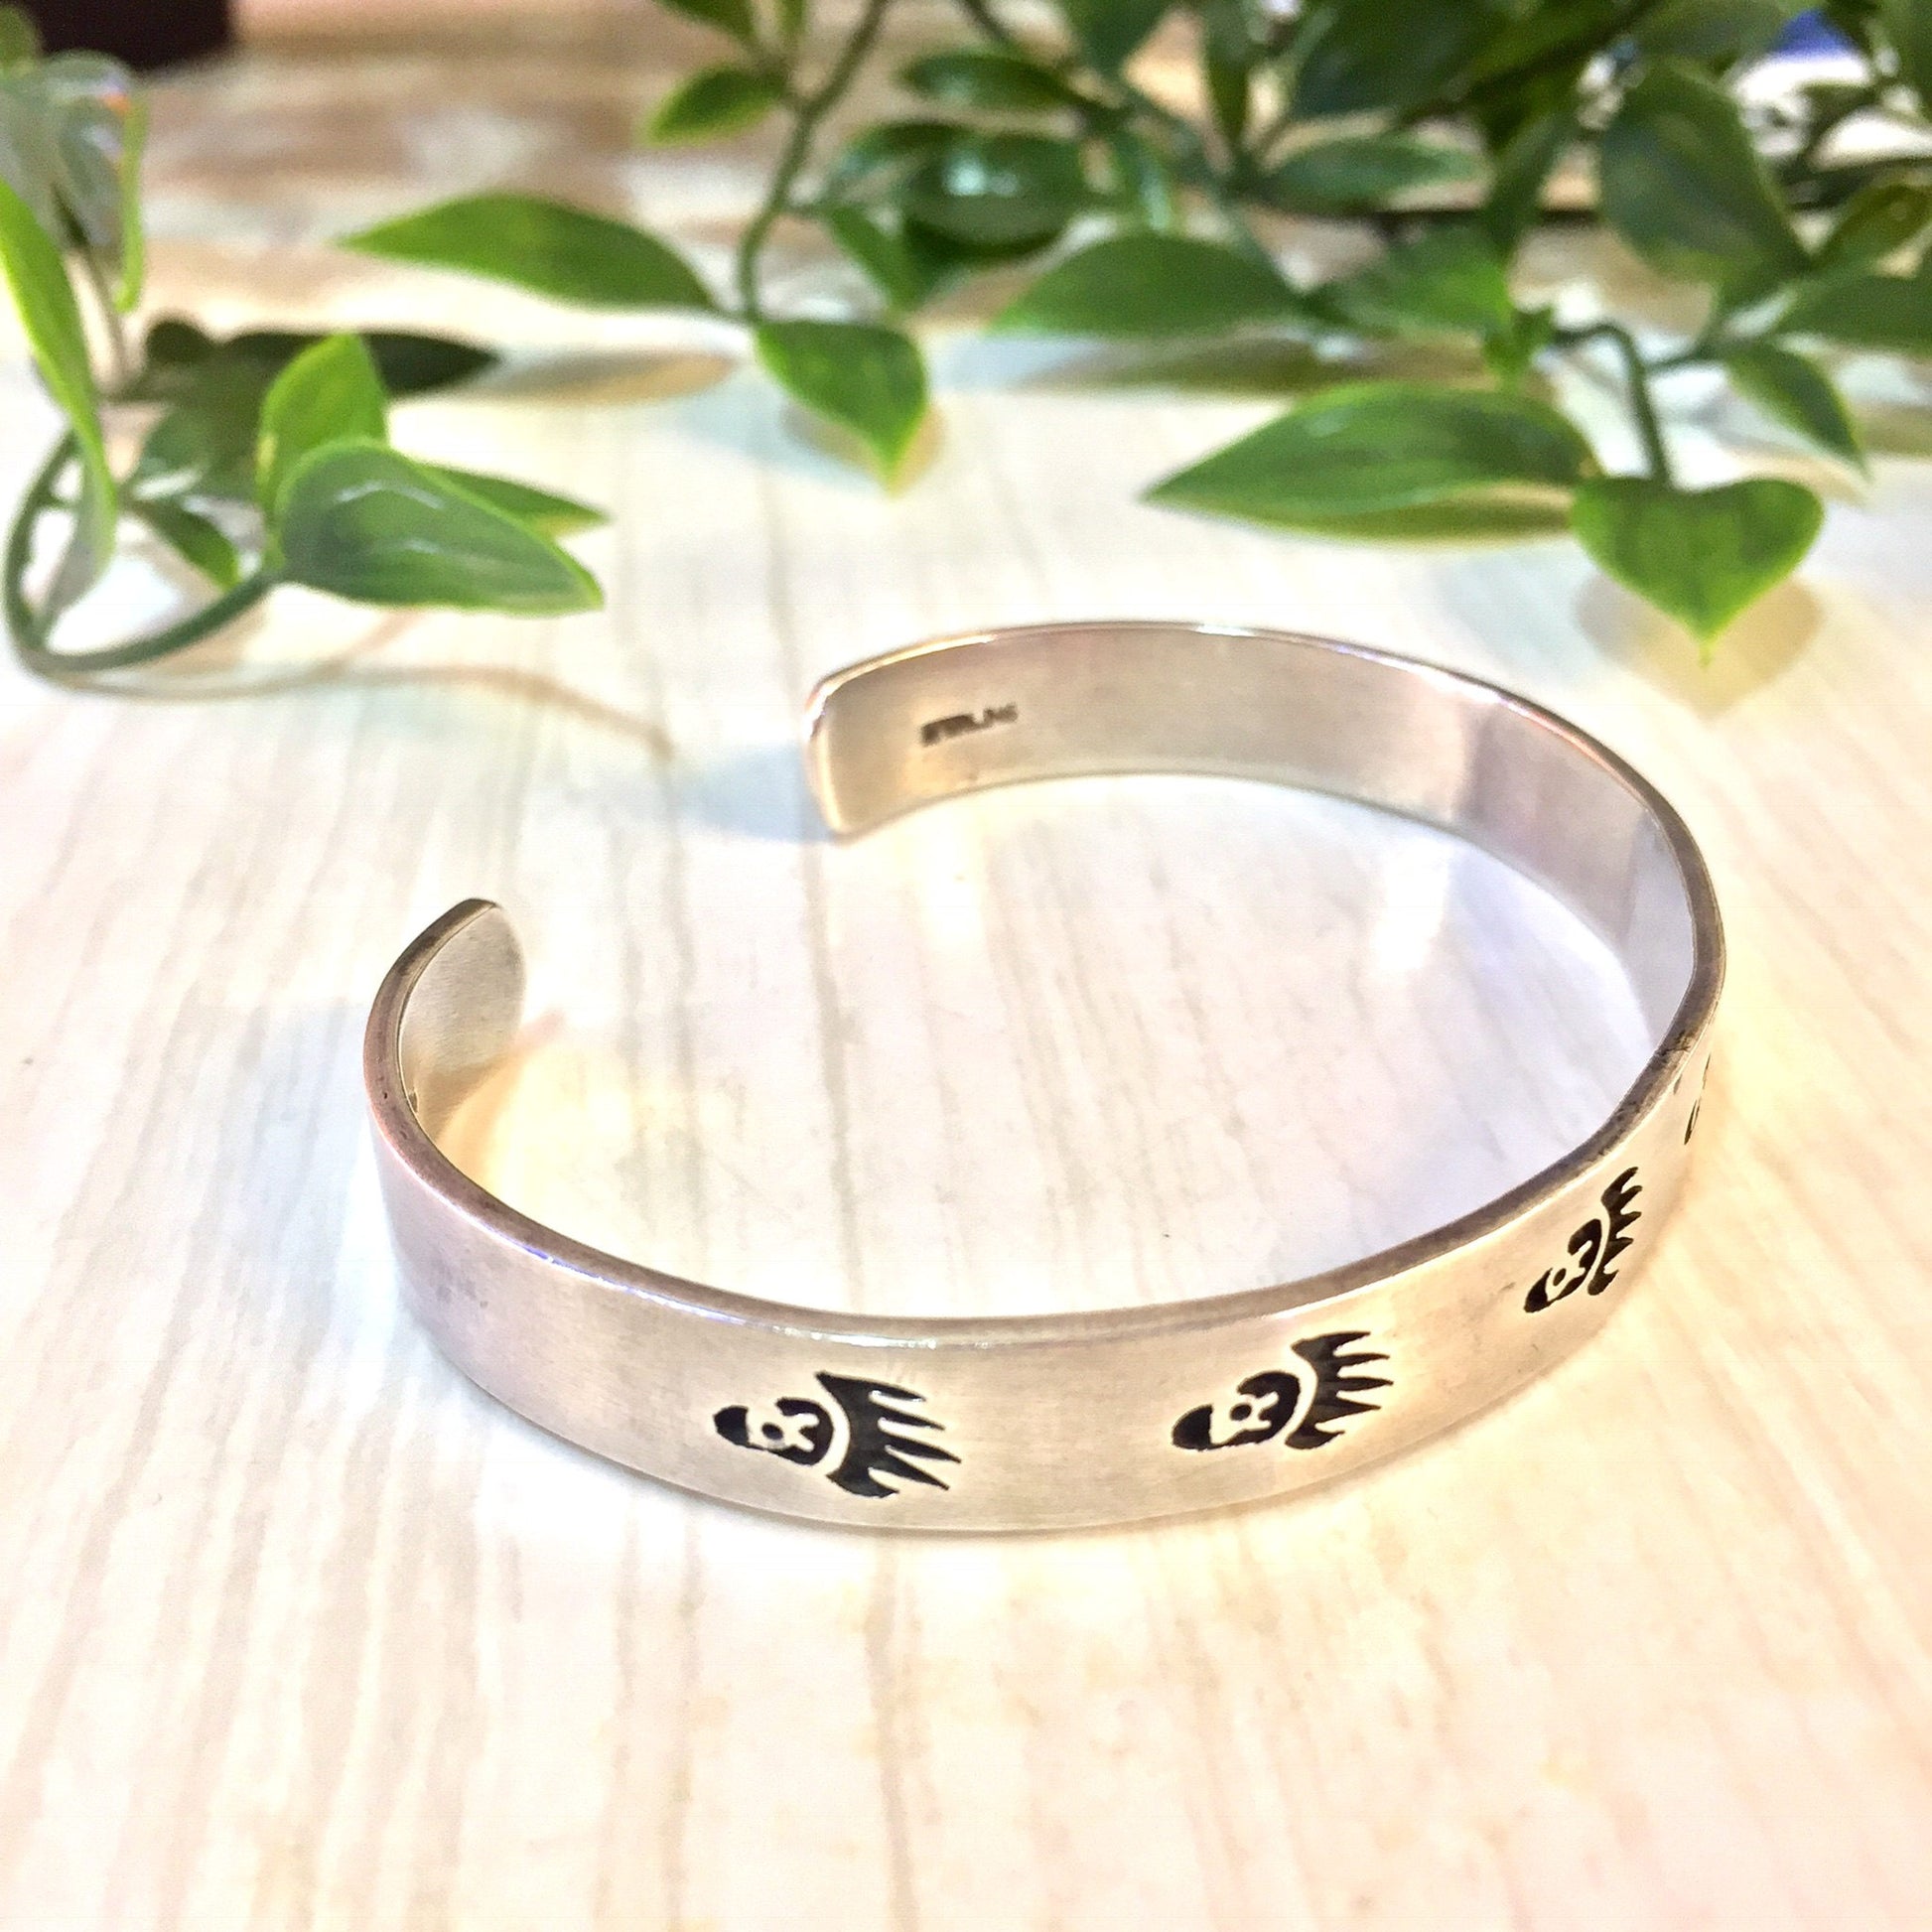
[996,234,1305,337]
[1263,135,1479,215]
[898,132,1087,250]
[655,0,759,45]
[645,66,785,143]
[1149,384,1594,529]
[1054,0,1169,73]
[0,8,40,65]
[257,334,389,511]
[1779,269,1932,351]
[1720,343,1865,469]
[14,0,1932,675]
[1571,477,1823,646]
[0,47,145,308]
[345,194,715,310]
[274,442,603,614]
[1293,0,1506,117]
[1597,64,1808,289]
[899,49,1074,111]
[0,176,114,614]
[0,33,605,677]
[1320,225,1514,337]
[417,468,608,537]
[755,318,928,475]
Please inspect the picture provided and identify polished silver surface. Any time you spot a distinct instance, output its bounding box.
[364,622,1724,1531]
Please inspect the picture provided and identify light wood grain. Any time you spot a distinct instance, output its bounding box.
[3,20,1931,1930]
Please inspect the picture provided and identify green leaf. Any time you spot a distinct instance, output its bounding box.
[416,465,607,536]
[821,119,959,202]
[1880,0,1932,110]
[1294,0,1507,116]
[654,0,757,46]
[1103,128,1177,228]
[898,49,1074,112]
[0,8,41,65]
[1147,382,1593,526]
[1720,342,1864,470]
[1482,302,1557,385]
[0,53,146,309]
[1054,0,1170,72]
[1633,0,1806,66]
[1481,106,1575,249]
[1571,476,1822,643]
[1779,270,1932,352]
[1321,225,1513,337]
[823,204,961,311]
[1814,181,1932,273]
[0,175,114,611]
[1201,0,1253,149]
[130,358,277,502]
[130,323,493,404]
[1597,63,1808,288]
[42,54,145,309]
[898,132,1087,251]
[257,333,389,513]
[245,328,496,398]
[143,315,215,376]
[994,233,1305,338]
[275,441,602,614]
[344,194,715,311]
[754,319,927,477]
[131,496,241,590]
[643,65,783,144]
[1262,134,1478,215]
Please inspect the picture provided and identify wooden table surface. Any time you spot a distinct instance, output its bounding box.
[4,14,1930,1929]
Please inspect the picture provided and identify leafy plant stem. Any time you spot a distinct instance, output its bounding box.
[1566,321,1673,483]
[734,0,897,320]
[950,0,1276,268]
[4,434,277,678]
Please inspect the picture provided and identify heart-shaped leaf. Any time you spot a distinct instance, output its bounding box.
[643,66,783,144]
[274,440,602,614]
[344,194,715,311]
[1720,342,1864,470]
[755,319,928,478]
[1597,64,1807,288]
[257,333,389,513]
[1149,382,1593,525]
[995,233,1306,338]
[1571,475,1822,644]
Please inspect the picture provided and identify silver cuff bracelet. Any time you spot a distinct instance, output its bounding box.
[364,621,1723,1531]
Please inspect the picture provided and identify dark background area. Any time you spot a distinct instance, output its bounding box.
[24,0,232,68]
